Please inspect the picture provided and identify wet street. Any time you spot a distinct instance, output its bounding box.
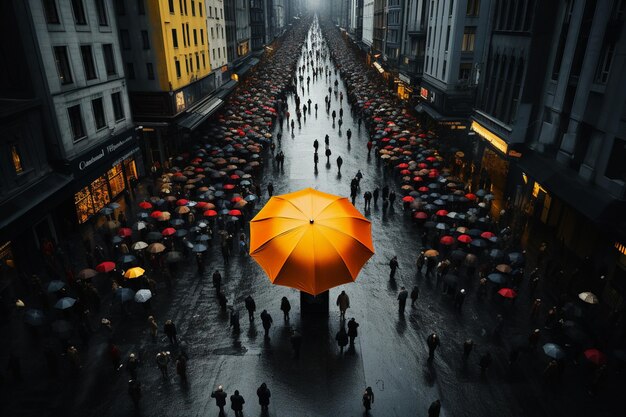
[6,19,618,417]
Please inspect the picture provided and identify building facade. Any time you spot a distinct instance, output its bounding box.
[362,0,374,46]
[235,0,251,59]
[206,0,228,88]
[398,0,428,100]
[250,0,266,50]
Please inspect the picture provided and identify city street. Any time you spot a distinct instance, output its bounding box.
[1,18,621,417]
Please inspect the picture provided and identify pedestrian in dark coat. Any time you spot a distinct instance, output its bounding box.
[211,386,227,415]
[260,310,273,339]
[336,326,349,354]
[244,295,256,322]
[454,289,466,311]
[347,318,359,346]
[126,353,140,380]
[428,399,441,417]
[257,382,271,411]
[218,291,227,311]
[325,147,332,163]
[267,182,274,198]
[230,390,245,417]
[336,290,350,319]
[410,286,420,307]
[388,190,396,207]
[382,185,390,201]
[164,320,177,345]
[176,354,187,381]
[372,187,379,205]
[230,309,240,333]
[479,352,492,377]
[427,333,440,360]
[397,286,408,314]
[463,339,474,362]
[313,139,319,151]
[336,156,343,173]
[290,329,302,358]
[128,379,141,409]
[280,296,291,321]
[363,191,372,210]
[389,256,399,279]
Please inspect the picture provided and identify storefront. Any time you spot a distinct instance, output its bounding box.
[70,130,143,225]
[395,72,413,101]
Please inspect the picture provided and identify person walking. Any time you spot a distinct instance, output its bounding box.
[410,286,420,308]
[211,386,228,416]
[528,328,541,350]
[244,295,256,322]
[128,379,141,409]
[126,353,140,380]
[346,128,352,141]
[147,315,158,342]
[260,309,273,339]
[398,286,408,314]
[389,256,399,279]
[314,151,319,169]
[363,191,372,210]
[336,290,350,319]
[382,185,390,201]
[267,182,274,198]
[336,326,349,354]
[336,155,343,173]
[257,382,271,413]
[229,308,240,333]
[347,318,359,348]
[372,187,379,206]
[280,296,291,322]
[367,140,373,156]
[290,329,302,358]
[325,147,332,164]
[479,352,493,377]
[428,399,441,417]
[313,139,319,152]
[388,190,396,207]
[176,354,187,381]
[454,289,467,311]
[164,320,177,345]
[362,388,373,413]
[463,339,474,362]
[230,390,245,417]
[156,351,169,378]
[427,333,440,360]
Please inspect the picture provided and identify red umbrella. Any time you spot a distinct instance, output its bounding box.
[229,209,242,216]
[162,227,176,236]
[118,228,132,238]
[402,196,414,202]
[138,201,152,209]
[223,184,236,190]
[418,133,427,138]
[96,261,116,273]
[457,234,472,244]
[440,236,455,245]
[231,196,243,203]
[230,174,240,180]
[465,193,477,201]
[481,231,495,239]
[428,171,438,178]
[418,186,429,192]
[204,209,218,217]
[400,169,411,175]
[498,288,517,299]
[413,176,423,182]
[150,211,163,219]
[176,199,189,206]
[436,209,449,216]
[396,163,409,169]
[584,349,607,365]
[418,163,428,169]
[196,202,210,209]
[413,211,428,220]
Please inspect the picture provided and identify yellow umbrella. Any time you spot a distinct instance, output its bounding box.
[124,267,145,279]
[249,188,374,295]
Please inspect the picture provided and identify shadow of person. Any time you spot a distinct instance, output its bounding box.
[248,324,258,341]
[388,277,397,291]
[326,161,331,169]
[423,361,437,386]
[337,172,342,180]
[396,315,407,335]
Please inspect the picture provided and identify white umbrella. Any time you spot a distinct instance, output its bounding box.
[578,291,599,304]
[134,289,152,303]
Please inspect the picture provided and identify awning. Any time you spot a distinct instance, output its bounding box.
[415,103,460,122]
[215,79,238,100]
[373,62,385,73]
[0,173,73,239]
[177,96,224,131]
[517,152,626,226]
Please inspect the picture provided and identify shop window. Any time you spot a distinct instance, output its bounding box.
[11,145,24,174]
[43,0,60,24]
[124,158,138,182]
[108,163,126,197]
[75,176,111,223]
[54,46,73,85]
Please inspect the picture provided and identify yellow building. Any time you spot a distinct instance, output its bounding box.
[116,0,225,165]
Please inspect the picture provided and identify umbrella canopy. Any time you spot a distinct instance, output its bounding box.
[147,243,166,254]
[578,291,599,304]
[124,267,145,279]
[115,287,135,303]
[424,249,439,257]
[487,273,506,284]
[249,188,374,295]
[496,264,512,274]
[543,343,566,360]
[54,297,76,310]
[497,288,517,298]
[584,348,607,365]
[164,251,183,263]
[134,289,152,303]
[46,280,66,293]
[24,308,45,326]
[132,241,148,251]
[96,261,116,273]
[77,268,98,280]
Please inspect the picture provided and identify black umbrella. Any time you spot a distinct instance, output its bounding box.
[562,302,583,319]
[192,244,208,253]
[165,251,183,263]
[175,229,188,238]
[443,274,459,286]
[562,320,588,343]
[450,250,467,262]
[146,231,162,241]
[117,254,137,266]
[487,273,507,284]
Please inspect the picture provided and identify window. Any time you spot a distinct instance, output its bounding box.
[137,0,145,14]
[595,43,615,84]
[169,0,175,13]
[186,23,190,46]
[11,145,24,174]
[54,46,73,85]
[211,27,214,39]
[71,0,87,24]
[442,60,447,78]
[179,0,183,14]
[146,63,155,80]
[102,44,116,75]
[184,0,188,15]
[172,29,179,48]
[208,5,212,17]
[193,29,197,45]
[551,1,573,79]
[202,53,206,68]
[120,30,131,49]
[142,30,150,49]
[449,0,454,16]
[92,98,106,130]
[200,29,204,44]
[199,3,202,16]
[185,57,189,73]
[191,1,195,16]
[126,63,135,79]
[189,55,193,72]
[115,0,125,15]
[43,0,60,24]
[95,0,108,25]
[459,62,472,81]
[175,59,181,78]
[466,0,480,16]
[213,49,216,60]
[81,45,97,80]
[111,92,125,121]
[195,53,199,70]
[68,105,86,141]
[462,27,476,51]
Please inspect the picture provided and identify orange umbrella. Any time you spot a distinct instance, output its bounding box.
[249,188,374,295]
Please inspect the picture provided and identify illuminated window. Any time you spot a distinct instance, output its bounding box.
[11,145,23,174]
[462,27,476,51]
[107,163,125,197]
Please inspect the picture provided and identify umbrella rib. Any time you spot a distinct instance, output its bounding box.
[315,221,374,252]
[250,224,307,255]
[272,197,308,218]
